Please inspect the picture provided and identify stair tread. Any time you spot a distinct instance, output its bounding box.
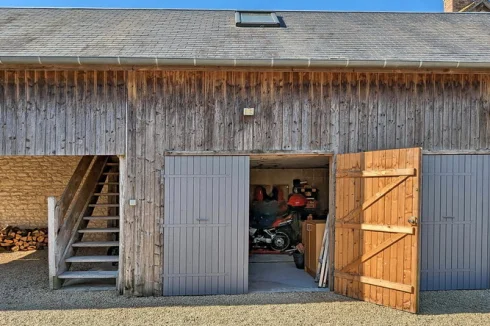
[58,271,118,279]
[65,256,119,263]
[97,182,119,185]
[83,216,120,220]
[72,241,119,247]
[78,228,120,233]
[60,284,117,292]
[88,204,119,207]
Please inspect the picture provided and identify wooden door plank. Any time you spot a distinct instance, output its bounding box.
[338,175,409,223]
[340,233,407,273]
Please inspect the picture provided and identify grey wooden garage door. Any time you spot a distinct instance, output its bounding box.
[421,155,490,291]
[163,156,249,296]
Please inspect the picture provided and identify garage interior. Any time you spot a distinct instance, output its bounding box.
[248,154,331,292]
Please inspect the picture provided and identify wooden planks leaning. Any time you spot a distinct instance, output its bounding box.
[334,148,421,313]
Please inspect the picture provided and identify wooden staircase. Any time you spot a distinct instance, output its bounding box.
[48,156,121,291]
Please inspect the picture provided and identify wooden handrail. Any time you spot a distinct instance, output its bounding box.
[57,156,94,226]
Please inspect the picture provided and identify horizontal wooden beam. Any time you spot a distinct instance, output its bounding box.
[165,150,334,157]
[2,64,490,75]
[336,168,415,178]
[335,223,414,235]
[335,271,413,293]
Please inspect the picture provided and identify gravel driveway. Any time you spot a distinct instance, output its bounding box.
[1,250,489,325]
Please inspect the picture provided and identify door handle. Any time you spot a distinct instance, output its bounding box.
[408,216,418,226]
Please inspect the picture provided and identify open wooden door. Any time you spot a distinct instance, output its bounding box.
[334,148,421,313]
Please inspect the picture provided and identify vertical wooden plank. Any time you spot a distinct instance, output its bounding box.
[4,71,16,155]
[414,74,425,147]
[116,71,127,155]
[375,150,386,305]
[310,71,322,150]
[433,74,444,150]
[386,75,397,149]
[301,72,312,150]
[405,74,415,148]
[320,72,332,151]
[423,74,434,151]
[348,74,359,153]
[55,71,66,154]
[382,149,394,307]
[25,70,36,155]
[362,151,373,302]
[291,72,302,150]
[442,74,452,150]
[396,149,407,310]
[242,72,253,151]
[75,71,85,155]
[106,70,116,153]
[33,70,46,154]
[272,71,284,150]
[231,72,243,151]
[338,73,350,154]
[224,71,236,151]
[85,71,96,154]
[16,70,26,155]
[478,75,488,150]
[357,73,368,152]
[367,74,378,151]
[64,70,75,154]
[376,74,387,151]
[123,71,136,295]
[153,71,164,296]
[282,71,292,150]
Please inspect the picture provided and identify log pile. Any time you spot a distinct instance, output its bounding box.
[0,226,48,252]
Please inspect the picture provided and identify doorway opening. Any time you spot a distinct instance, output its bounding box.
[248,154,332,293]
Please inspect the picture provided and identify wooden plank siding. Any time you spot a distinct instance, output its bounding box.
[1,69,490,296]
[0,70,126,155]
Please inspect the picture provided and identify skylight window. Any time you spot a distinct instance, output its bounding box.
[235,11,281,27]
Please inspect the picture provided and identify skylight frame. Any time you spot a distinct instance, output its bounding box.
[235,11,281,27]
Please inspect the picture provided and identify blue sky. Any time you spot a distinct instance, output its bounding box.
[1,0,443,12]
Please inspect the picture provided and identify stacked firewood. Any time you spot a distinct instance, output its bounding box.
[0,226,48,252]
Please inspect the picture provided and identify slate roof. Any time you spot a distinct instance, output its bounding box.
[0,8,490,66]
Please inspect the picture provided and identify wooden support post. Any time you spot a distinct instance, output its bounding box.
[48,196,61,290]
[118,155,126,294]
[328,155,336,290]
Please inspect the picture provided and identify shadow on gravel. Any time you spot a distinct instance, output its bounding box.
[0,250,353,312]
[419,290,490,315]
